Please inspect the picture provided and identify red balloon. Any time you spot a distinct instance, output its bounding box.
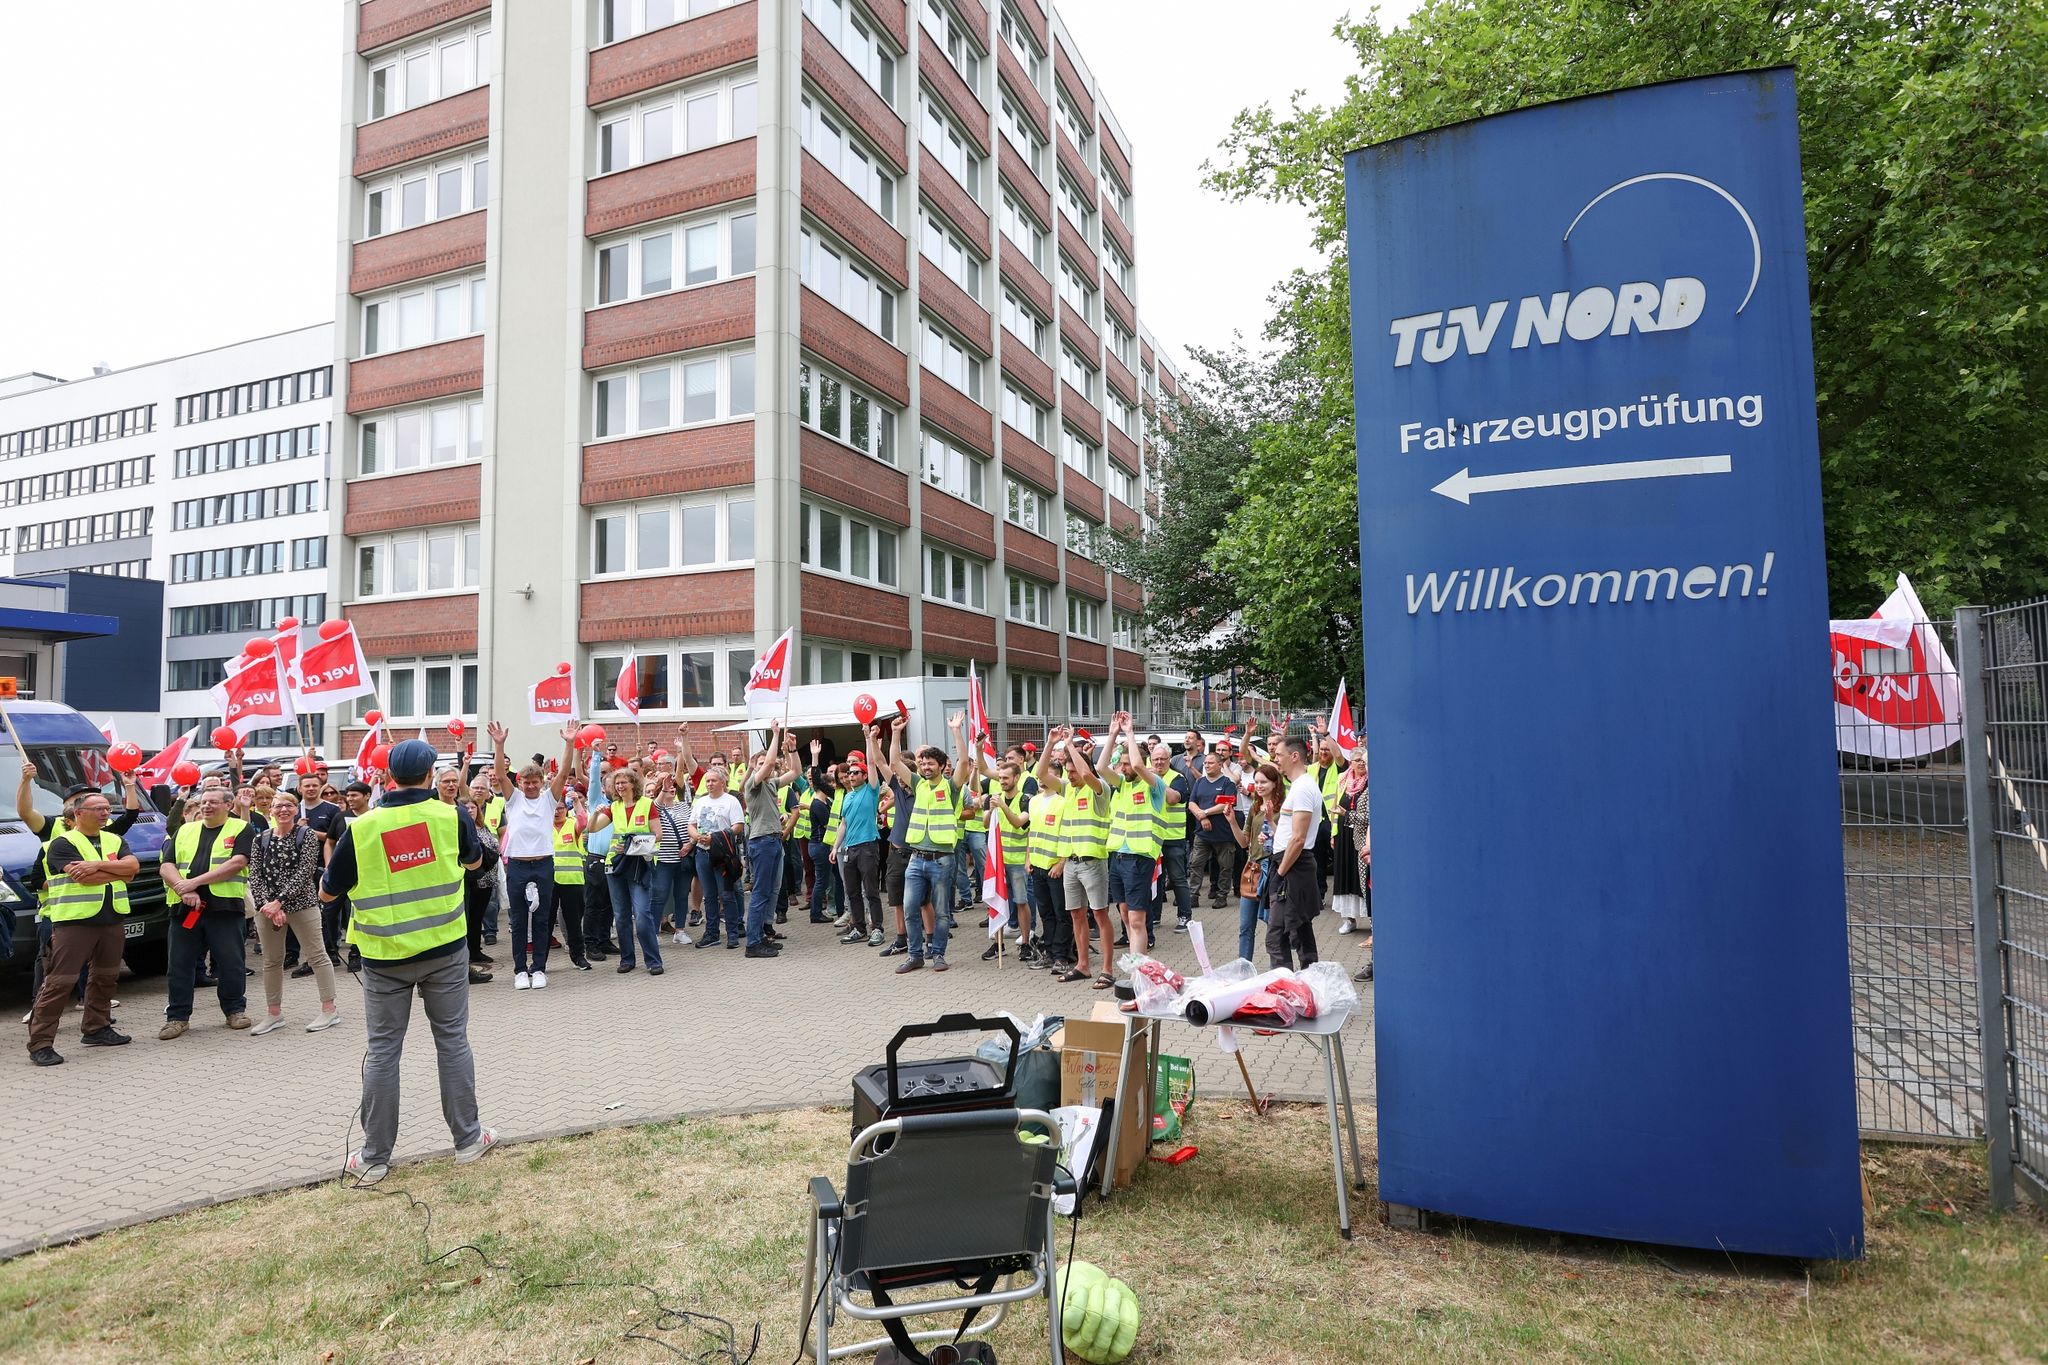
[369,743,392,770]
[363,710,384,727]
[579,724,607,746]
[244,638,276,657]
[277,616,300,632]
[318,619,349,641]
[294,755,321,776]
[555,661,573,677]
[210,726,239,750]
[170,761,202,787]
[853,694,879,726]
[446,718,467,737]
[105,742,143,773]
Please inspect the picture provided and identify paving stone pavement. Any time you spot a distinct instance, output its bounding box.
[0,910,1374,1258]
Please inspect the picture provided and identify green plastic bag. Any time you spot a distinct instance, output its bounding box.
[1152,1054,1195,1144]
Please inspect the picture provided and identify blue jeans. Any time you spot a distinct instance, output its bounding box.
[694,848,743,945]
[1152,840,1193,930]
[650,858,694,936]
[1238,857,1271,962]
[903,850,953,961]
[745,835,783,947]
[1108,851,1154,913]
[504,857,556,975]
[606,863,660,970]
[807,839,839,919]
[953,829,985,913]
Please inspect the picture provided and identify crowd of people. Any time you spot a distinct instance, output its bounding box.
[19,707,1371,1067]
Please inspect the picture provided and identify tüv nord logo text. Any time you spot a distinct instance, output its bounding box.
[1387,172,1762,368]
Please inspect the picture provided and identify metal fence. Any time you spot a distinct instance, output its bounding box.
[1979,598,2048,1206]
[1839,618,1983,1140]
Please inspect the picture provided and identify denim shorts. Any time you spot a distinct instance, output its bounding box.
[1061,856,1109,911]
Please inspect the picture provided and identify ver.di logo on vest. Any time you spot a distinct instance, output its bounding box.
[1386,172,1763,368]
[381,823,437,874]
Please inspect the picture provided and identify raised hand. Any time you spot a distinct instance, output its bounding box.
[487,720,509,746]
[561,722,582,744]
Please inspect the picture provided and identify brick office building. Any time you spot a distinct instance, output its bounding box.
[329,0,1180,749]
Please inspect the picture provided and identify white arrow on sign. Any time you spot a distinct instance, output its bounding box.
[1431,454,1733,504]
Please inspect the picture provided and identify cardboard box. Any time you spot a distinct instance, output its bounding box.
[1055,1008,1153,1189]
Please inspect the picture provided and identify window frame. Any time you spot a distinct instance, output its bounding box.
[593,207,757,308]
[798,359,900,465]
[366,21,492,121]
[590,346,756,441]
[922,543,989,612]
[920,428,988,508]
[585,492,755,580]
[1005,572,1052,628]
[799,500,902,592]
[594,72,760,177]
[354,526,483,601]
[1002,475,1051,537]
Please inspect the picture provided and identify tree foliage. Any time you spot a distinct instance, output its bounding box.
[1124,0,2047,700]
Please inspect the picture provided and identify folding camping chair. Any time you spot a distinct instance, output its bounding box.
[800,1109,1073,1364]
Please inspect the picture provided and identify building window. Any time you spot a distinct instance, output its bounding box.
[919,93,982,200]
[1006,573,1052,627]
[919,319,983,402]
[800,501,900,590]
[174,369,329,426]
[1106,316,1137,370]
[1102,166,1131,225]
[798,360,898,464]
[174,424,322,479]
[920,210,984,300]
[1104,237,1134,297]
[1107,459,1138,506]
[361,274,487,356]
[1106,392,1138,443]
[358,658,479,722]
[1067,593,1102,640]
[802,0,895,104]
[1001,385,1046,445]
[14,507,150,554]
[1003,476,1051,537]
[587,493,753,577]
[800,94,896,221]
[1068,679,1102,719]
[172,480,320,531]
[69,560,146,578]
[600,0,735,45]
[1061,426,1102,483]
[366,21,492,121]
[1059,344,1098,402]
[167,658,235,692]
[1054,84,1090,153]
[800,227,897,340]
[1057,170,1094,236]
[0,403,153,460]
[801,641,902,685]
[921,429,986,506]
[920,0,982,88]
[999,5,1043,84]
[1000,286,1048,358]
[355,527,482,599]
[1009,671,1050,717]
[998,190,1046,271]
[1064,509,1099,560]
[997,90,1045,176]
[357,398,483,475]
[592,639,752,714]
[1114,685,1144,717]
[293,537,327,571]
[923,544,988,611]
[171,540,286,583]
[169,595,327,638]
[1057,256,1096,324]
[0,455,154,506]
[592,347,755,439]
[1112,610,1142,650]
[169,717,323,747]
[595,72,758,176]
[595,209,755,306]
[363,150,487,239]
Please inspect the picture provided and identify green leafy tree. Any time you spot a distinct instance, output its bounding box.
[1167,0,2046,673]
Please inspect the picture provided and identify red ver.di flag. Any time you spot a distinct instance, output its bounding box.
[1328,678,1360,758]
[528,671,579,727]
[209,651,293,742]
[612,654,641,718]
[745,628,794,712]
[1830,573,1962,762]
[982,805,1009,939]
[294,622,375,708]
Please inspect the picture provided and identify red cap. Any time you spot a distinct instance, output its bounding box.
[1218,739,1236,752]
[845,753,867,769]
[1021,742,1038,753]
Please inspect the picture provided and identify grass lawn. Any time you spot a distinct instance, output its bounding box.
[2,1101,2044,1363]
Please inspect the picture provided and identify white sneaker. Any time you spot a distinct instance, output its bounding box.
[306,1009,341,1032]
[18,1010,28,1025]
[250,1015,287,1036]
[344,1150,388,1185]
[672,930,687,945]
[513,971,531,990]
[832,913,851,929]
[531,970,548,989]
[1337,919,1355,934]
[454,1128,498,1165]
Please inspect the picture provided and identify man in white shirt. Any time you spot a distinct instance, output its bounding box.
[1271,733,1324,969]
[487,721,578,990]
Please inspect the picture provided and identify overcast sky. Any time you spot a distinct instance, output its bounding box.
[0,0,1418,382]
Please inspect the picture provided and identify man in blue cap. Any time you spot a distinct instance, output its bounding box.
[321,737,497,1183]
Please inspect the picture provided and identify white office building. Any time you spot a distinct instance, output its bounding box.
[0,324,336,746]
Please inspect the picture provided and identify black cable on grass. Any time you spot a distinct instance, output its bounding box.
[336,972,760,1363]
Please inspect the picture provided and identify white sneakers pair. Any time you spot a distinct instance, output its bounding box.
[251,1009,343,1036]
[513,971,549,990]
[344,1127,497,1188]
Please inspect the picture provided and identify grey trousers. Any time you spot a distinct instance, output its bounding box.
[358,948,480,1165]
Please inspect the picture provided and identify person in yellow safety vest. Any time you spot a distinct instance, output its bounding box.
[1312,728,1345,892]
[160,787,256,1040]
[1040,721,1112,986]
[24,789,139,1067]
[885,711,974,973]
[551,801,589,972]
[1147,741,1194,936]
[586,766,661,973]
[1101,712,1165,961]
[321,738,496,1185]
[1025,764,1070,971]
[978,757,1036,964]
